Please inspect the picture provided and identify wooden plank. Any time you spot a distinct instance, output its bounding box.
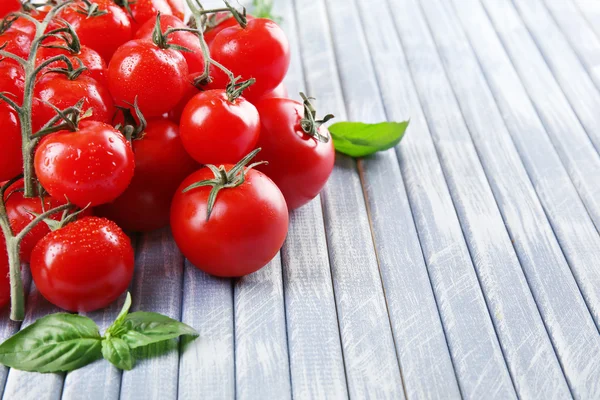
[418,0,600,397]
[292,0,405,398]
[234,257,291,400]
[119,229,184,400]
[2,287,65,400]
[386,0,573,397]
[269,1,349,398]
[450,0,600,397]
[511,0,600,154]
[324,0,462,399]
[358,0,517,397]
[572,0,600,40]
[474,0,600,233]
[178,262,234,400]
[543,0,600,91]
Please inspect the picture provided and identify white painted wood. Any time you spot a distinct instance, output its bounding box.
[292,0,407,398]
[543,0,600,92]
[418,0,600,397]
[178,262,234,400]
[450,0,600,397]
[2,287,66,400]
[510,0,600,155]
[474,0,600,233]
[119,229,184,400]
[572,0,600,41]
[270,1,349,398]
[324,0,462,399]
[234,256,291,400]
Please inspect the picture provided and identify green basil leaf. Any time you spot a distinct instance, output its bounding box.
[102,337,134,371]
[106,292,132,337]
[328,121,410,157]
[0,313,102,373]
[119,312,199,349]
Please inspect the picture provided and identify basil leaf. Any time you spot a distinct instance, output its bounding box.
[119,312,199,349]
[106,292,132,337]
[0,314,102,373]
[328,121,410,157]
[102,337,134,371]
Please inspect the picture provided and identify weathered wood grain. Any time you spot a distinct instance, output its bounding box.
[572,0,600,41]
[325,0,462,399]
[418,0,600,397]
[178,262,234,400]
[543,0,600,92]
[292,0,405,398]
[234,256,291,400]
[119,229,184,400]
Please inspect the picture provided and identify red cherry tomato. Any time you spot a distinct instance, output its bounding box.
[209,18,290,100]
[3,15,37,39]
[33,73,115,131]
[108,39,188,117]
[204,13,254,46]
[125,0,173,33]
[63,0,133,62]
[255,98,335,210]
[3,179,93,262]
[167,73,202,123]
[0,242,9,308]
[167,0,184,20]
[0,61,25,103]
[254,82,288,102]
[30,217,134,312]
[171,166,288,277]
[37,41,108,87]
[0,0,20,19]
[135,14,205,73]
[34,121,135,208]
[95,118,197,232]
[180,89,260,164]
[0,103,22,181]
[0,30,32,61]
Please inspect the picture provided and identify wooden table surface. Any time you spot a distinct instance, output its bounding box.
[3,0,600,398]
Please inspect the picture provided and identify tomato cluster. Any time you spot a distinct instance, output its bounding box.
[0,0,335,316]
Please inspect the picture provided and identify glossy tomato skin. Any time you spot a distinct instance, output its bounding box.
[33,73,115,131]
[34,121,135,208]
[95,118,197,232]
[171,167,288,277]
[37,42,108,87]
[255,98,335,210]
[0,104,21,181]
[4,179,93,262]
[63,0,133,62]
[30,217,134,312]
[0,0,20,19]
[180,90,260,164]
[254,82,288,103]
[126,0,173,33]
[3,16,36,39]
[135,15,205,73]
[0,30,32,61]
[209,18,290,100]
[0,62,25,103]
[204,13,254,46]
[108,39,188,117]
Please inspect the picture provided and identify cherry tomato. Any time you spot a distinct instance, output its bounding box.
[0,103,22,182]
[135,14,205,73]
[95,118,197,232]
[108,39,188,117]
[204,13,254,46]
[30,217,134,312]
[63,0,133,62]
[34,121,135,208]
[33,73,115,131]
[0,61,24,103]
[255,97,335,210]
[167,0,184,20]
[167,72,202,123]
[2,15,37,39]
[0,242,9,308]
[209,18,290,100]
[124,0,173,33]
[3,179,93,262]
[171,165,288,277]
[180,89,260,164]
[0,30,32,61]
[0,0,20,19]
[254,82,288,102]
[37,41,108,87]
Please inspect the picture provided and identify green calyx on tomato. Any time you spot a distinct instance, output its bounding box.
[74,0,109,18]
[183,148,266,220]
[114,96,148,142]
[151,12,195,52]
[226,76,256,102]
[299,92,334,143]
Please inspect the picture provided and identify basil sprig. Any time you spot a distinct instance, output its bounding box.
[329,120,410,158]
[0,293,198,373]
